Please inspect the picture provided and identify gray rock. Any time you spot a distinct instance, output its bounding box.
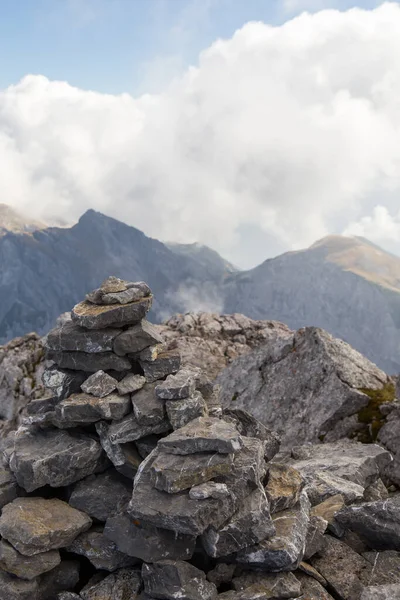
[47,350,132,372]
[135,434,160,458]
[86,277,151,305]
[295,573,334,599]
[104,512,196,562]
[150,450,234,494]
[223,408,280,459]
[80,567,142,600]
[95,421,142,478]
[0,538,61,580]
[166,392,208,430]
[189,482,230,500]
[378,408,400,486]
[9,428,108,492]
[206,564,236,587]
[142,560,217,600]
[107,412,171,444]
[114,320,162,356]
[0,497,91,555]
[362,550,400,586]
[72,294,152,329]
[218,326,390,449]
[69,469,132,521]
[235,491,310,571]
[158,417,243,455]
[25,395,59,418]
[155,367,197,400]
[42,365,86,400]
[117,373,146,395]
[67,525,138,571]
[54,392,131,426]
[361,585,400,600]
[311,494,344,537]
[265,464,305,514]
[0,569,39,600]
[232,571,302,597]
[57,593,82,600]
[38,561,80,599]
[0,467,18,509]
[81,370,118,397]
[131,383,166,426]
[363,478,389,502]
[141,350,181,382]
[202,486,275,558]
[304,515,328,560]
[336,495,400,550]
[301,470,365,506]
[46,320,121,353]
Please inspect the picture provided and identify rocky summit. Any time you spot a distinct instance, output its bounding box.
[0,278,398,599]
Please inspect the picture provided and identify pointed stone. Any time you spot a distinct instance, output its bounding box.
[0,497,91,555]
[131,383,166,426]
[114,320,163,356]
[72,295,152,329]
[46,320,121,353]
[158,416,243,455]
[69,469,132,522]
[142,560,217,600]
[166,392,208,430]
[155,367,197,400]
[0,539,61,580]
[47,350,131,372]
[67,526,138,571]
[81,370,118,397]
[95,421,142,478]
[104,512,196,562]
[117,373,146,395]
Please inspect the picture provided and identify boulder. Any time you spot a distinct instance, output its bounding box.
[142,560,217,600]
[80,567,142,600]
[166,392,208,430]
[9,429,108,492]
[114,320,162,356]
[0,497,91,555]
[67,526,138,571]
[158,417,243,455]
[265,464,304,514]
[46,350,131,372]
[69,469,132,521]
[104,512,196,562]
[131,383,166,426]
[117,373,146,395]
[0,539,61,580]
[140,350,181,382]
[46,321,121,353]
[81,370,118,397]
[72,295,152,329]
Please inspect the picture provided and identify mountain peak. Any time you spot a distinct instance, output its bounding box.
[0,204,46,236]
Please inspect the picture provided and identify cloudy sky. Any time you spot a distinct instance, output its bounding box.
[1,0,400,268]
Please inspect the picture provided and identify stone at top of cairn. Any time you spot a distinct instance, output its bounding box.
[71,277,152,329]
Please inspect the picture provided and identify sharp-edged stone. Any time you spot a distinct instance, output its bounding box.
[114,320,163,356]
[361,585,400,600]
[189,482,230,500]
[166,392,208,430]
[47,350,132,372]
[54,392,130,426]
[140,350,181,382]
[95,421,142,478]
[81,370,118,397]
[232,571,302,598]
[80,567,142,600]
[265,464,304,514]
[69,469,132,521]
[72,295,152,329]
[86,277,151,305]
[0,467,18,509]
[107,412,171,444]
[46,320,121,353]
[155,367,197,400]
[0,538,61,580]
[223,408,281,461]
[303,515,328,560]
[117,373,146,395]
[142,560,217,600]
[42,365,86,400]
[158,416,243,455]
[131,382,166,426]
[67,525,138,571]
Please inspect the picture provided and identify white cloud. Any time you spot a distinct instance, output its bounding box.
[344,206,400,243]
[1,3,400,267]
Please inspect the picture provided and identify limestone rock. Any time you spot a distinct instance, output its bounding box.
[104,512,196,562]
[189,482,230,500]
[311,494,344,536]
[107,412,171,444]
[55,392,130,426]
[150,450,234,494]
[232,571,302,598]
[81,370,118,397]
[158,417,243,455]
[46,321,121,353]
[140,350,181,383]
[25,395,59,419]
[114,320,162,356]
[335,495,400,550]
[69,469,132,521]
[295,573,334,599]
[67,526,138,571]
[362,550,400,586]
[86,277,151,305]
[265,464,304,514]
[80,567,142,600]
[0,539,61,580]
[117,373,146,395]
[95,421,142,478]
[142,560,217,600]
[47,350,131,372]
[361,585,400,600]
[363,478,389,502]
[166,392,208,430]
[303,515,328,560]
[72,295,152,329]
[155,367,197,400]
[223,408,281,461]
[131,383,166,426]
[235,491,310,571]
[42,365,86,401]
[0,497,91,555]
[202,486,275,558]
[9,428,108,492]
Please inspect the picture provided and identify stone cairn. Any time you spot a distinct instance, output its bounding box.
[0,277,397,600]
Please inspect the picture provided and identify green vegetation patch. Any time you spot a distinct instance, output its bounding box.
[355,382,396,443]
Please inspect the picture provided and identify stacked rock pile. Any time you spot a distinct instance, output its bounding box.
[0,277,399,600]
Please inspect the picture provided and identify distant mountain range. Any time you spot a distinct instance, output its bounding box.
[1,205,399,373]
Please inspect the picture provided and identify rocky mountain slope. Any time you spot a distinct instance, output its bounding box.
[0,209,233,342]
[223,235,400,373]
[0,204,45,236]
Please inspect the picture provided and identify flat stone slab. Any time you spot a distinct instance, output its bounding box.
[117,373,146,395]
[155,367,197,400]
[47,349,132,372]
[158,417,243,455]
[336,495,400,550]
[104,512,196,562]
[46,320,121,353]
[69,469,132,521]
[107,412,171,444]
[81,370,118,397]
[0,497,91,556]
[114,320,162,355]
[67,526,138,571]
[166,392,208,430]
[0,539,61,580]
[95,421,142,479]
[150,450,234,493]
[72,295,152,329]
[140,350,181,382]
[142,560,217,600]
[131,383,166,426]
[9,429,108,492]
[202,486,275,557]
[55,392,130,425]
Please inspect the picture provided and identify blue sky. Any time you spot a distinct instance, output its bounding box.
[0,0,385,95]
